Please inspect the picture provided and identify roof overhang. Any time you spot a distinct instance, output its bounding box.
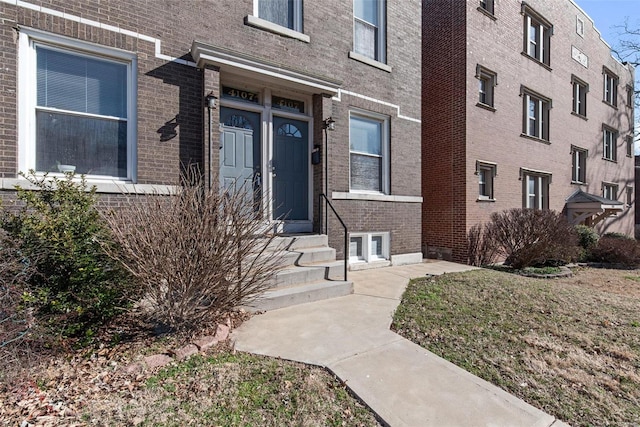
[565,190,624,226]
[191,40,342,96]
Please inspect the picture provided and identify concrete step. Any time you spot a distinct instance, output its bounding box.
[276,246,337,268]
[268,234,329,251]
[248,279,354,312]
[274,260,346,287]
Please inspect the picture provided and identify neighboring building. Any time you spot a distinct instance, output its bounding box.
[423,0,636,262]
[0,0,422,268]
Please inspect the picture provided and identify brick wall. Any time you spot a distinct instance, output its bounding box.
[0,0,422,259]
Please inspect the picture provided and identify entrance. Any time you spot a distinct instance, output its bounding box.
[273,117,308,221]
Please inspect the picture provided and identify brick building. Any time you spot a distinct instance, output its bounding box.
[0,0,422,268]
[423,0,636,262]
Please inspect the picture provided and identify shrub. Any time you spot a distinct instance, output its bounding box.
[488,208,579,269]
[601,232,632,240]
[467,223,500,267]
[588,236,640,267]
[0,172,131,339]
[102,175,286,331]
[575,225,599,251]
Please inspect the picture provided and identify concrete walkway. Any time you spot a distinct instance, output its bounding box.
[231,260,569,427]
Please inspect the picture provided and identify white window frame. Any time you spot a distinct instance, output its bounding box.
[476,161,496,200]
[523,7,552,66]
[18,28,137,182]
[576,16,585,37]
[349,232,389,264]
[476,65,497,109]
[348,110,390,195]
[602,182,618,201]
[254,0,303,32]
[246,0,308,43]
[571,75,588,117]
[522,88,551,141]
[521,169,550,210]
[571,146,587,184]
[352,0,387,64]
[603,68,618,107]
[603,126,617,161]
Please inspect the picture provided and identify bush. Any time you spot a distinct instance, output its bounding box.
[601,232,632,240]
[488,208,579,269]
[467,223,500,267]
[0,172,131,339]
[588,236,640,267]
[575,225,599,251]
[102,175,286,331]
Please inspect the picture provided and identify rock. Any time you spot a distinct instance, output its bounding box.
[123,362,144,375]
[143,354,172,369]
[215,323,230,341]
[173,344,198,361]
[193,335,219,352]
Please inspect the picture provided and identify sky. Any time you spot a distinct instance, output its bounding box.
[573,0,640,51]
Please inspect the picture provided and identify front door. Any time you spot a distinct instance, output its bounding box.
[272,117,308,221]
[220,108,261,204]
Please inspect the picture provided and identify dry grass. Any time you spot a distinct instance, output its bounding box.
[392,267,640,427]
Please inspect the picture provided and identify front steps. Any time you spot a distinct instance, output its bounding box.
[248,234,353,312]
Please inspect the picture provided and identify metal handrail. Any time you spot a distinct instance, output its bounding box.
[318,193,348,282]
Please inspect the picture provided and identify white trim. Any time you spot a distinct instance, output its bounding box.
[349,110,390,194]
[245,15,309,43]
[0,177,179,195]
[18,28,138,182]
[332,192,422,203]
[348,51,392,73]
[349,232,390,265]
[333,89,420,123]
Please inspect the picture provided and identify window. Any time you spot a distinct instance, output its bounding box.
[626,186,633,206]
[602,182,618,201]
[476,161,496,200]
[523,6,552,66]
[349,112,389,193]
[349,233,389,263]
[522,170,550,210]
[627,135,634,157]
[576,16,585,37]
[353,0,386,63]
[571,75,588,117]
[19,29,136,180]
[603,68,618,106]
[479,0,494,15]
[627,85,634,108]
[476,65,497,109]
[571,146,587,184]
[603,126,617,161]
[257,0,302,32]
[521,87,551,141]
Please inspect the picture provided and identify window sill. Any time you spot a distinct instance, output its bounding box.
[3,176,179,195]
[519,133,551,145]
[571,111,588,121]
[348,51,392,73]
[476,6,497,20]
[477,197,496,202]
[244,15,310,43]
[602,157,618,163]
[602,100,618,110]
[332,191,422,203]
[476,102,496,112]
[571,180,588,185]
[521,52,552,71]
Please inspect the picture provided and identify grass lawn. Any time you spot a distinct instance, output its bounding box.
[392,267,640,427]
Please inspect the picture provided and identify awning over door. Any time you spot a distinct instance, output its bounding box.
[190,41,342,96]
[565,189,624,226]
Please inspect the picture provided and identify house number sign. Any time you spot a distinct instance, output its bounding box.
[272,95,304,113]
[222,86,259,103]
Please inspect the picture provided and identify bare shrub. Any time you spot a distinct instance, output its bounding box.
[588,236,640,267]
[102,178,285,331]
[467,223,500,267]
[489,209,579,269]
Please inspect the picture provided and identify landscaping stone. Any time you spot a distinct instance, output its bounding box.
[143,354,172,369]
[123,362,143,375]
[193,335,219,352]
[174,344,199,361]
[215,323,230,341]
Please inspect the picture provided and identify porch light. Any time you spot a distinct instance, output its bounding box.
[323,117,336,131]
[205,92,217,109]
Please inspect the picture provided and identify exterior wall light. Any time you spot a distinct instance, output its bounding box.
[323,116,336,131]
[205,92,217,109]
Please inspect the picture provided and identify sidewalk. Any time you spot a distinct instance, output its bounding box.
[231,260,569,427]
